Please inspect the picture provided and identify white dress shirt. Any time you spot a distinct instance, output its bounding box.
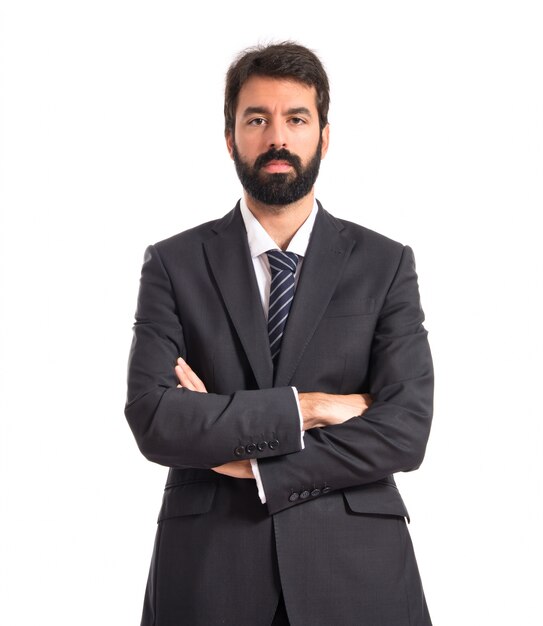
[239,197,318,503]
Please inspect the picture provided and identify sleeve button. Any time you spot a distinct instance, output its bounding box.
[257,441,268,451]
[245,443,257,454]
[322,486,332,494]
[234,446,245,457]
[289,492,300,502]
[268,439,280,450]
[311,488,321,497]
[300,490,310,499]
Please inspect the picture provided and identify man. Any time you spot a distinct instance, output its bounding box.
[125,42,434,626]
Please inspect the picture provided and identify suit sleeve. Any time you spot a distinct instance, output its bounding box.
[124,244,303,469]
[257,245,434,515]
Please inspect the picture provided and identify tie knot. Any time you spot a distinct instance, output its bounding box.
[266,250,300,276]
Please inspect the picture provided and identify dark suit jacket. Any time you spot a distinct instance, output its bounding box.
[125,201,434,626]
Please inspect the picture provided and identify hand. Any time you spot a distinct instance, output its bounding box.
[210,459,254,479]
[298,392,373,430]
[175,357,207,392]
[174,358,254,479]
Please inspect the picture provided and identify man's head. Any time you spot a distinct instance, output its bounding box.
[224,42,330,208]
[224,42,330,136]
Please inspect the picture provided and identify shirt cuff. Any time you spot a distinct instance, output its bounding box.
[251,387,305,505]
[291,386,305,449]
[251,459,266,503]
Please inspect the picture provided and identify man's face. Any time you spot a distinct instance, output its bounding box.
[226,76,329,207]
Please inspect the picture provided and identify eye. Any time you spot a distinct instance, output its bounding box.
[289,117,306,125]
[248,117,267,126]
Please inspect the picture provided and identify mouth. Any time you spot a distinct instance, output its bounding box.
[261,160,293,174]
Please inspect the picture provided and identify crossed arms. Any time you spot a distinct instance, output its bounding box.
[174,356,373,479]
[125,241,433,514]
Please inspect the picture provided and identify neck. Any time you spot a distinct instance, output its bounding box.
[244,190,315,250]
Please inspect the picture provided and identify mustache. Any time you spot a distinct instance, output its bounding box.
[254,148,302,172]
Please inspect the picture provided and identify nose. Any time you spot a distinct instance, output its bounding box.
[266,119,287,149]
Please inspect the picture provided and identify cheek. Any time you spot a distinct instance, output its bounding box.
[233,135,259,160]
[294,131,320,157]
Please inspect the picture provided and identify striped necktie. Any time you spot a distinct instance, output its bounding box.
[266,250,300,366]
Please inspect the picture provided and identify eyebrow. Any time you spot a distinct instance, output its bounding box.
[241,106,313,118]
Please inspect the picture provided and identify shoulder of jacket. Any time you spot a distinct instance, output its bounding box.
[320,206,406,254]
[151,205,238,255]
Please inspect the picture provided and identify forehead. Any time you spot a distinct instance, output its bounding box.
[236,76,318,115]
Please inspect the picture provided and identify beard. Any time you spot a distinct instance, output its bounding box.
[232,137,322,207]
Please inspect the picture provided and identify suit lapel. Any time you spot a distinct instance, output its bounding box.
[274,205,355,387]
[204,204,274,390]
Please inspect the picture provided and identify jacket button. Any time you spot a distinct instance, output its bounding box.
[311,488,321,497]
[289,492,299,502]
[245,443,257,454]
[234,446,245,457]
[268,439,280,450]
[257,441,267,451]
[322,486,331,494]
[300,490,310,499]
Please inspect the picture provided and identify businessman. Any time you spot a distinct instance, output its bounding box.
[125,42,434,626]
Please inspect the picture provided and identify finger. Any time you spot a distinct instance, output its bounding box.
[183,363,207,392]
[175,365,197,391]
[175,361,207,393]
[177,357,207,393]
[211,461,252,479]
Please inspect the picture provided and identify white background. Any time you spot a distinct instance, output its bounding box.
[1,1,542,624]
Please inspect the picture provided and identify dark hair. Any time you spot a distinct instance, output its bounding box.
[224,41,330,135]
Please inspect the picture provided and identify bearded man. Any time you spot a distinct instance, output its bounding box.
[125,41,434,626]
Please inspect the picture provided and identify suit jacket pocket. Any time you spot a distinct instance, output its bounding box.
[157,480,217,522]
[324,296,375,318]
[342,479,410,522]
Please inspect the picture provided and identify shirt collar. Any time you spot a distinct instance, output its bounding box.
[239,196,318,259]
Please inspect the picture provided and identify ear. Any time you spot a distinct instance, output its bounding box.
[225,130,235,160]
[320,124,330,159]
